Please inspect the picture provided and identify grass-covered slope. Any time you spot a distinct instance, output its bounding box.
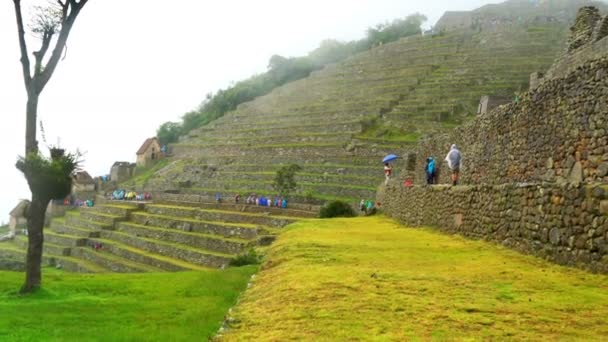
[219,217,608,340]
[0,266,256,340]
[145,7,573,204]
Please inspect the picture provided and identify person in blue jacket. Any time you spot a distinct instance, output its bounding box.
[425,157,437,185]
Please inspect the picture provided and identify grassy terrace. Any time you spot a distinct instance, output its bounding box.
[187,186,358,203]
[220,217,608,341]
[215,171,380,182]
[0,267,256,340]
[186,179,378,193]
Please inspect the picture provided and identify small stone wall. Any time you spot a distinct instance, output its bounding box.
[379,182,608,273]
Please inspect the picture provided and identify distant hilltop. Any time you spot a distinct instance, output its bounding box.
[435,0,607,32]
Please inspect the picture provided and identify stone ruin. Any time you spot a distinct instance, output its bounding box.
[379,7,608,274]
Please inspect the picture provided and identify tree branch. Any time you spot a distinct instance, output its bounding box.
[33,30,54,77]
[38,0,88,91]
[12,0,32,90]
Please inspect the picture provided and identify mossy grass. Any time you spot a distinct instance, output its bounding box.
[222,216,608,340]
[0,266,256,340]
[120,159,170,187]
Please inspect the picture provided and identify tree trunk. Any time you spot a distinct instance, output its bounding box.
[21,194,49,293]
[25,92,39,154]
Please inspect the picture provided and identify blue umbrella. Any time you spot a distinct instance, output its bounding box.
[382,154,398,163]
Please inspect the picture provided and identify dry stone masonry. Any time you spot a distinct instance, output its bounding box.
[379,7,608,274]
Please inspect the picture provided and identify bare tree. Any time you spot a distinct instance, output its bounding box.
[12,0,88,293]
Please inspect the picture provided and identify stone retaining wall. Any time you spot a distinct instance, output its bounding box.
[381,7,608,274]
[378,182,608,273]
[407,55,608,186]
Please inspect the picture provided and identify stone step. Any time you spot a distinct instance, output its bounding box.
[0,244,109,273]
[117,222,253,255]
[145,204,297,228]
[190,133,352,147]
[171,144,353,159]
[79,211,126,226]
[173,170,380,185]
[130,212,263,240]
[49,224,101,238]
[65,213,114,231]
[200,163,381,178]
[85,203,143,217]
[97,230,233,268]
[80,237,204,271]
[44,231,87,247]
[194,121,362,139]
[151,188,356,208]
[70,247,165,273]
[151,195,318,218]
[184,181,377,201]
[13,235,71,256]
[167,155,382,167]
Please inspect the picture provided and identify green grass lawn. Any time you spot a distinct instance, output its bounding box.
[219,217,608,341]
[0,266,256,341]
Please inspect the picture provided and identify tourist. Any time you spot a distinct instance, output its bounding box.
[359,199,366,213]
[384,162,393,185]
[425,157,436,185]
[235,194,241,204]
[215,193,222,203]
[445,144,462,186]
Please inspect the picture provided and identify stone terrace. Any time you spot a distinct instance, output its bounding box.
[0,200,313,273]
[143,21,569,205]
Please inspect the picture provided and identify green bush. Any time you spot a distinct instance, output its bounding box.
[319,201,356,218]
[230,249,261,267]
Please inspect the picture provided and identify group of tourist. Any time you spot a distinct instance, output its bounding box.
[110,189,152,201]
[244,194,288,208]
[62,196,95,207]
[214,193,289,208]
[384,144,462,186]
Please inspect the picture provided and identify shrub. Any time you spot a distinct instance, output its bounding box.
[230,249,261,267]
[319,200,356,218]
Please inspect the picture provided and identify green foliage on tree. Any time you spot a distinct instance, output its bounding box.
[366,13,427,46]
[156,121,182,145]
[319,200,356,218]
[272,164,302,198]
[157,13,427,141]
[16,149,80,202]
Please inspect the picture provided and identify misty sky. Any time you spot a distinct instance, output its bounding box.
[0,0,503,222]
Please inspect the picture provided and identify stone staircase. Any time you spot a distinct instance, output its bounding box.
[0,200,314,273]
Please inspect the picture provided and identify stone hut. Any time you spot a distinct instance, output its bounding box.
[476,95,511,115]
[71,170,97,200]
[72,171,95,193]
[136,137,162,167]
[8,200,29,236]
[110,161,136,183]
